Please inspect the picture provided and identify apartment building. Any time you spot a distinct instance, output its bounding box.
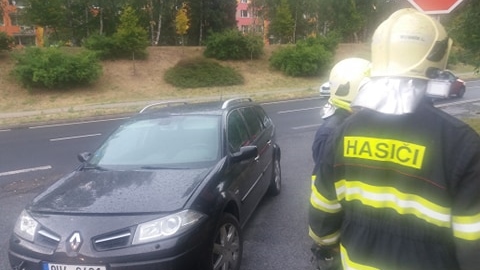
[0,0,37,45]
[236,0,270,43]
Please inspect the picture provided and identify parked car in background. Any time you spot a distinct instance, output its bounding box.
[319,81,330,97]
[428,70,466,99]
[443,70,466,98]
[9,98,282,270]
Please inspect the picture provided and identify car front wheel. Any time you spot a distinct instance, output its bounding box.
[208,213,243,270]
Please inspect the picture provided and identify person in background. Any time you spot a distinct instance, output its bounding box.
[311,57,370,175]
[309,8,480,270]
[309,57,370,270]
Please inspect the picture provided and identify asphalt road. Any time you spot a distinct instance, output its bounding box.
[1,80,480,269]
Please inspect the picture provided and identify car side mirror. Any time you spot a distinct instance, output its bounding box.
[77,152,92,163]
[231,145,258,163]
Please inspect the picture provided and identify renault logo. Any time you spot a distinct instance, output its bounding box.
[68,232,82,252]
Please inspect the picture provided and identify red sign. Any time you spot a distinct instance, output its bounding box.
[407,0,464,14]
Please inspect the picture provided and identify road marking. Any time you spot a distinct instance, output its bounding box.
[0,129,11,132]
[292,124,321,130]
[435,98,480,108]
[278,107,322,114]
[29,117,129,129]
[50,133,102,142]
[0,165,52,177]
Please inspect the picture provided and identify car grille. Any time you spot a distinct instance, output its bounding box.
[93,229,132,251]
[37,229,61,248]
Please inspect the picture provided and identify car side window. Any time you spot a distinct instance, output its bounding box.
[227,110,250,152]
[253,106,272,128]
[240,107,264,140]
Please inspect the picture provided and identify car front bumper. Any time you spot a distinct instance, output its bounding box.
[9,216,212,270]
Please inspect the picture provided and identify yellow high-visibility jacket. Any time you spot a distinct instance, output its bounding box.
[309,102,480,270]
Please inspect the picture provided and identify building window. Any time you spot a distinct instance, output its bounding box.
[240,10,248,18]
[241,0,247,3]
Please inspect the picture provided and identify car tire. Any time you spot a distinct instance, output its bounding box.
[204,213,243,270]
[267,152,282,196]
[457,87,466,98]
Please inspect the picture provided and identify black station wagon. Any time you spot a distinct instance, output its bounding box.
[9,98,281,270]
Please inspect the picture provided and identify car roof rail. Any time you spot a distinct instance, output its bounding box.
[139,101,188,113]
[221,98,252,109]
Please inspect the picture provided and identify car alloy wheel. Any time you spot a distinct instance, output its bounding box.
[212,213,242,270]
[268,156,282,196]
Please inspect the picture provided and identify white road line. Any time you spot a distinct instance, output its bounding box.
[0,165,52,177]
[0,129,11,132]
[278,107,322,114]
[292,124,321,130]
[50,133,102,142]
[29,117,129,129]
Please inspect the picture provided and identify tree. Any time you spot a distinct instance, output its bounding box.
[185,0,237,45]
[23,0,67,43]
[268,0,294,44]
[175,3,190,46]
[113,5,149,72]
[449,0,480,71]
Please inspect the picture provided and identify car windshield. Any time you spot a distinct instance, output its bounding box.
[88,115,221,169]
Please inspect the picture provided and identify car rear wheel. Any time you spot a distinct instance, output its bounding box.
[457,87,466,98]
[268,154,282,196]
[208,213,243,270]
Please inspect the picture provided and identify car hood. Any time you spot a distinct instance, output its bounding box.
[31,168,210,214]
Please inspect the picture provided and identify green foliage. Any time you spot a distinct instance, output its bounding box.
[83,6,149,60]
[268,0,295,44]
[11,47,102,89]
[0,32,15,51]
[269,37,334,77]
[449,0,480,70]
[83,34,119,59]
[164,57,244,88]
[113,6,149,59]
[203,29,264,60]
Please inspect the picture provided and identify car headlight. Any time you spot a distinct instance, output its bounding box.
[132,210,205,245]
[14,210,39,242]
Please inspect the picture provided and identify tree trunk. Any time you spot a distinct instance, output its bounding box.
[155,12,162,45]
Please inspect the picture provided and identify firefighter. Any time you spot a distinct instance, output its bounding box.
[309,8,480,270]
[311,57,370,175]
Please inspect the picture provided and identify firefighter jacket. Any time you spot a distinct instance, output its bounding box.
[312,108,351,175]
[309,102,480,270]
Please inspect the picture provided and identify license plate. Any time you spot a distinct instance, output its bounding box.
[42,262,106,270]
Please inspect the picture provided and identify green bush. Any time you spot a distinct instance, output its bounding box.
[83,34,119,59]
[83,34,148,60]
[12,47,103,89]
[164,57,244,88]
[0,31,15,51]
[204,29,264,60]
[269,37,334,77]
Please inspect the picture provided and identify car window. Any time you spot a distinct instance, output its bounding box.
[253,106,272,128]
[240,107,264,140]
[89,115,220,168]
[227,110,250,152]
